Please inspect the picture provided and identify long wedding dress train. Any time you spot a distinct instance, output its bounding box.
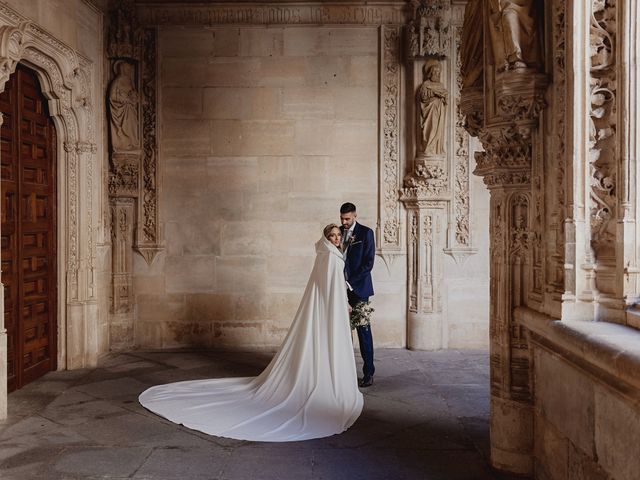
[138,237,363,441]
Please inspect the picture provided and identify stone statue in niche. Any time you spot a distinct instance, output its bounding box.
[461,0,483,88]
[417,59,447,158]
[108,60,140,152]
[488,0,541,71]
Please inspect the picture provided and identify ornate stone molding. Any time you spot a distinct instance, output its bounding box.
[452,23,473,252]
[137,26,160,263]
[378,25,402,252]
[547,0,567,294]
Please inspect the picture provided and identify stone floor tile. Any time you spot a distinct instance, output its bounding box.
[53,446,151,477]
[73,377,149,399]
[311,447,404,480]
[41,398,127,426]
[73,412,180,446]
[222,448,313,480]
[0,415,59,442]
[133,447,231,479]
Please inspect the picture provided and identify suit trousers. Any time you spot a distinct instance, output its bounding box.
[347,290,375,378]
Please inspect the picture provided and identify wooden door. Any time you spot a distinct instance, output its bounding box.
[0,64,57,392]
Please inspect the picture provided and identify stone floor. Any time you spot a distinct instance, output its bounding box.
[0,349,524,480]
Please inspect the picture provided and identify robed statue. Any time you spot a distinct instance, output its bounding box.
[109,60,140,152]
[488,0,541,71]
[417,60,447,157]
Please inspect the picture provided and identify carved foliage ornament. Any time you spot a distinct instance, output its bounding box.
[454,25,470,246]
[381,26,402,248]
[589,0,617,252]
[549,0,567,290]
[140,28,158,246]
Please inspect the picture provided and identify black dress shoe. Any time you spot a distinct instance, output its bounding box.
[358,376,374,388]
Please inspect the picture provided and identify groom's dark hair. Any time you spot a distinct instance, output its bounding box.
[340,202,357,214]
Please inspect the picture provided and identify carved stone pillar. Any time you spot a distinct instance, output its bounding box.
[110,198,135,348]
[399,197,447,349]
[461,0,547,475]
[401,1,476,349]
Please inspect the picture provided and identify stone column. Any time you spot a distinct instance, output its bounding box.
[401,1,476,349]
[401,1,450,350]
[460,0,547,474]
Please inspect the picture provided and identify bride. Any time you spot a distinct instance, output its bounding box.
[139,224,363,442]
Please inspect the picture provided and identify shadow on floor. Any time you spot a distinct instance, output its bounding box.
[0,349,527,480]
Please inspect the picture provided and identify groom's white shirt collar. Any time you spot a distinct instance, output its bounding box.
[345,221,357,237]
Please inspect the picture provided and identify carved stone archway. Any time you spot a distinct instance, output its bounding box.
[0,5,99,418]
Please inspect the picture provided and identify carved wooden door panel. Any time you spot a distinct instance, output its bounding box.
[1,64,57,392]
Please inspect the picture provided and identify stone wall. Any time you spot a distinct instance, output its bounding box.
[443,164,489,349]
[134,25,409,349]
[522,310,640,480]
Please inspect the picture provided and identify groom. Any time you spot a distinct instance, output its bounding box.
[339,202,375,387]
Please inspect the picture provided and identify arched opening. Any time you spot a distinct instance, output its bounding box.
[0,62,58,392]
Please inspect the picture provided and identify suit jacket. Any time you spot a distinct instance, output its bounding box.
[341,222,375,300]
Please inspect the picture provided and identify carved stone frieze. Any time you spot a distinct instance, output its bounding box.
[136,4,407,27]
[405,0,451,59]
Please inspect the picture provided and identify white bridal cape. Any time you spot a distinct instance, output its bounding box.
[138,237,363,442]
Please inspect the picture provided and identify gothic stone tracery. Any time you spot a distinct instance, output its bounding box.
[461,0,548,474]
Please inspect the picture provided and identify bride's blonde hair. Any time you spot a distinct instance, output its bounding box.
[323,223,341,239]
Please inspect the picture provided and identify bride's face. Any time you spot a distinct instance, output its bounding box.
[327,227,342,247]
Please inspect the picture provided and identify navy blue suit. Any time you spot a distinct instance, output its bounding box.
[342,222,375,379]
